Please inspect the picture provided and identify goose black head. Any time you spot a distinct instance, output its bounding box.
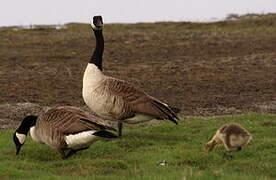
[91,16,103,30]
[13,115,37,155]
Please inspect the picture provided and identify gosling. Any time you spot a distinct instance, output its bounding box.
[205,123,252,158]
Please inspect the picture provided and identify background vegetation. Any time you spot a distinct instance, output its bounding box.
[0,14,275,117]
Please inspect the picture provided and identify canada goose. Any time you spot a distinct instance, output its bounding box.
[13,106,117,159]
[205,123,252,159]
[82,16,180,137]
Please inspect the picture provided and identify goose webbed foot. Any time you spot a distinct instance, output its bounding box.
[64,150,77,159]
[223,152,234,160]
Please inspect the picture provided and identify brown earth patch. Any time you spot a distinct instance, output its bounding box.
[1,15,275,129]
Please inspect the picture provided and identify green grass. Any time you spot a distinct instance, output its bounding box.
[1,113,275,179]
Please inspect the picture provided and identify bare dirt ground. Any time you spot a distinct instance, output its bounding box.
[0,15,275,129]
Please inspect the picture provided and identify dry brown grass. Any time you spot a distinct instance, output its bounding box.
[0,15,275,119]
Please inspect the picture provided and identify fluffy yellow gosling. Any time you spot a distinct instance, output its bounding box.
[205,123,252,157]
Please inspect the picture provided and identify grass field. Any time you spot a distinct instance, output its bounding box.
[0,13,275,180]
[1,114,275,179]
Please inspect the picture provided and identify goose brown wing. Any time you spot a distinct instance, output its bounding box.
[41,106,116,135]
[104,78,178,124]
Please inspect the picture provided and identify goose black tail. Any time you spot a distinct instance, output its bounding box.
[168,117,178,125]
[93,130,118,139]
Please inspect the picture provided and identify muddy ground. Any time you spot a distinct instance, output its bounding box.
[0,15,275,129]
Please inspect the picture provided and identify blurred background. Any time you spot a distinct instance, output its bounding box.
[1,0,276,26]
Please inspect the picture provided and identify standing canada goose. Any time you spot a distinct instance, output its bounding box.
[13,106,117,159]
[205,123,252,159]
[82,16,179,137]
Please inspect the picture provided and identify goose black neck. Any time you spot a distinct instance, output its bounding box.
[90,30,104,71]
[16,115,37,135]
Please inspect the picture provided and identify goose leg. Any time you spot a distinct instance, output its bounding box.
[118,122,123,137]
[223,147,242,159]
[65,147,89,159]
[59,149,67,159]
[65,150,77,159]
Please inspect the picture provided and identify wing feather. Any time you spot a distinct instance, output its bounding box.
[40,106,115,135]
[103,78,179,123]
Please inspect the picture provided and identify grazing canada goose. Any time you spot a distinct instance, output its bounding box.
[82,16,180,137]
[205,123,252,159]
[13,106,117,159]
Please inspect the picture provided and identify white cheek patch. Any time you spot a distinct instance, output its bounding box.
[91,22,96,29]
[16,133,26,144]
[91,22,103,30]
